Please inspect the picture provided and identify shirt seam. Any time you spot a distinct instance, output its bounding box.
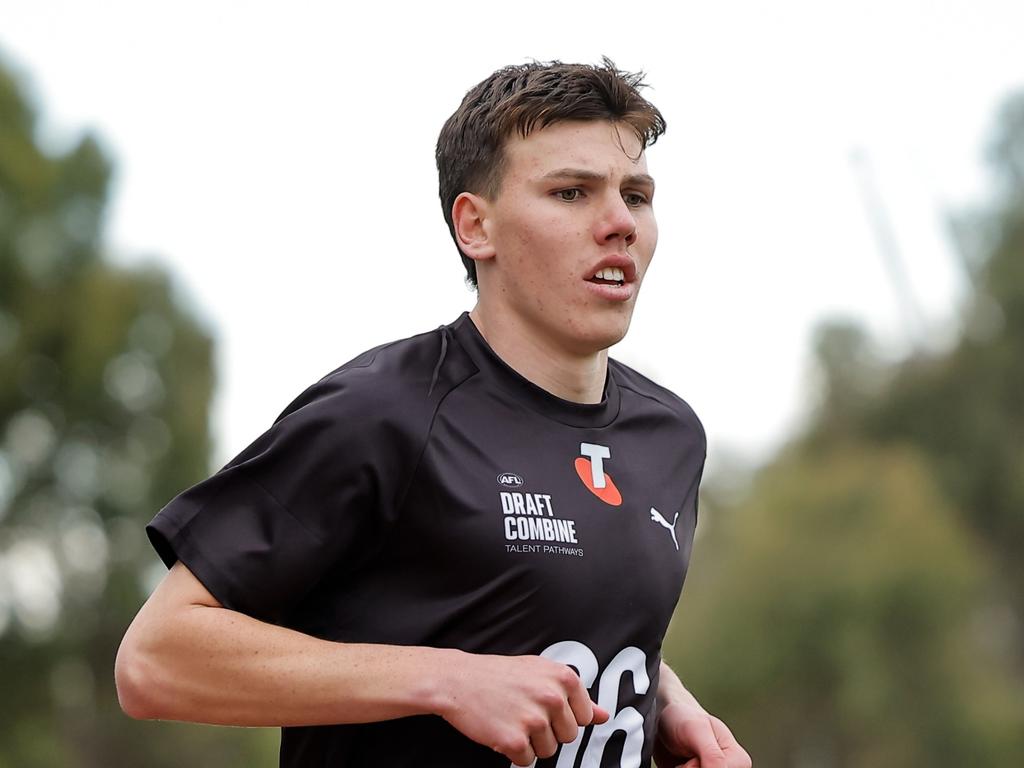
[617,380,701,426]
[393,367,481,515]
[242,470,328,545]
[250,348,395,543]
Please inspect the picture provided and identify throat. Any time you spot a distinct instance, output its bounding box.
[468,308,609,404]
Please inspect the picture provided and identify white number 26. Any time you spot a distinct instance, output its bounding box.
[515,641,650,768]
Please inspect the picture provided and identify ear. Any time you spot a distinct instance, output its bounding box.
[452,192,496,263]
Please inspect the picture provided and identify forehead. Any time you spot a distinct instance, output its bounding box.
[501,120,648,178]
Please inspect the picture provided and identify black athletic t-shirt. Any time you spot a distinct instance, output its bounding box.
[147,312,706,768]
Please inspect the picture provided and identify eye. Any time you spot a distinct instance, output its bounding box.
[555,188,584,202]
[623,192,649,207]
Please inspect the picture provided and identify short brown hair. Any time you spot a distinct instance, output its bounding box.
[436,57,666,287]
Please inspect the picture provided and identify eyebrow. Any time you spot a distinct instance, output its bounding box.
[540,167,656,188]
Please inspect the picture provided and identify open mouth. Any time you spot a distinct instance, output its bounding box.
[588,267,626,286]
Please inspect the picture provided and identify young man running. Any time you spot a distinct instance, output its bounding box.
[116,59,752,768]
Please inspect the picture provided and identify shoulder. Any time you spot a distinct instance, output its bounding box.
[270,323,474,436]
[609,358,706,444]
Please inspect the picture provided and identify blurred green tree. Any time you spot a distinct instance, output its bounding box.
[669,445,1021,766]
[0,56,277,766]
[859,92,1024,628]
[664,91,1024,767]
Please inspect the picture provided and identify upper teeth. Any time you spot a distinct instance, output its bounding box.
[595,267,625,282]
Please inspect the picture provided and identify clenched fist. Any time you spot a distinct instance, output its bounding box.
[436,651,610,766]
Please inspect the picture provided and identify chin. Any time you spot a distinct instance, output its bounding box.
[571,314,633,353]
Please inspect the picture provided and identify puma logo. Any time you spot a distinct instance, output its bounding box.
[649,507,679,550]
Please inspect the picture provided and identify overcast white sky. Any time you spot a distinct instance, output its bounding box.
[3,0,1023,475]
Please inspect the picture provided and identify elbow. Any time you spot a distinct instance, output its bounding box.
[114,636,163,720]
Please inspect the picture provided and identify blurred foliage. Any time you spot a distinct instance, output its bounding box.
[0,57,277,766]
[666,90,1024,767]
[3,45,1024,768]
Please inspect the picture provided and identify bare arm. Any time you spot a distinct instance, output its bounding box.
[115,561,607,765]
[654,661,752,768]
[656,660,704,713]
[115,560,448,726]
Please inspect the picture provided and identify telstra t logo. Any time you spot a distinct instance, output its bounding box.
[574,442,622,506]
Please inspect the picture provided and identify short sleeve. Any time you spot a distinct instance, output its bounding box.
[146,367,420,624]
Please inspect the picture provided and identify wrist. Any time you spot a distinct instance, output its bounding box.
[656,661,703,713]
[415,646,467,719]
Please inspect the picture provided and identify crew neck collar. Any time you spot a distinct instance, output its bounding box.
[450,312,620,429]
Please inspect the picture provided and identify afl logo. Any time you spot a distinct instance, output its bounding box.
[497,472,524,488]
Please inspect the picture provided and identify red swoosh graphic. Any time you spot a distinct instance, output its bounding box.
[574,457,622,506]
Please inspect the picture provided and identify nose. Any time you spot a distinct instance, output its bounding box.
[595,193,638,247]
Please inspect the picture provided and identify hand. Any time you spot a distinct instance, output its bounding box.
[654,701,752,768]
[437,651,610,767]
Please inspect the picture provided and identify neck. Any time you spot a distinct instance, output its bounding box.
[469,305,608,404]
